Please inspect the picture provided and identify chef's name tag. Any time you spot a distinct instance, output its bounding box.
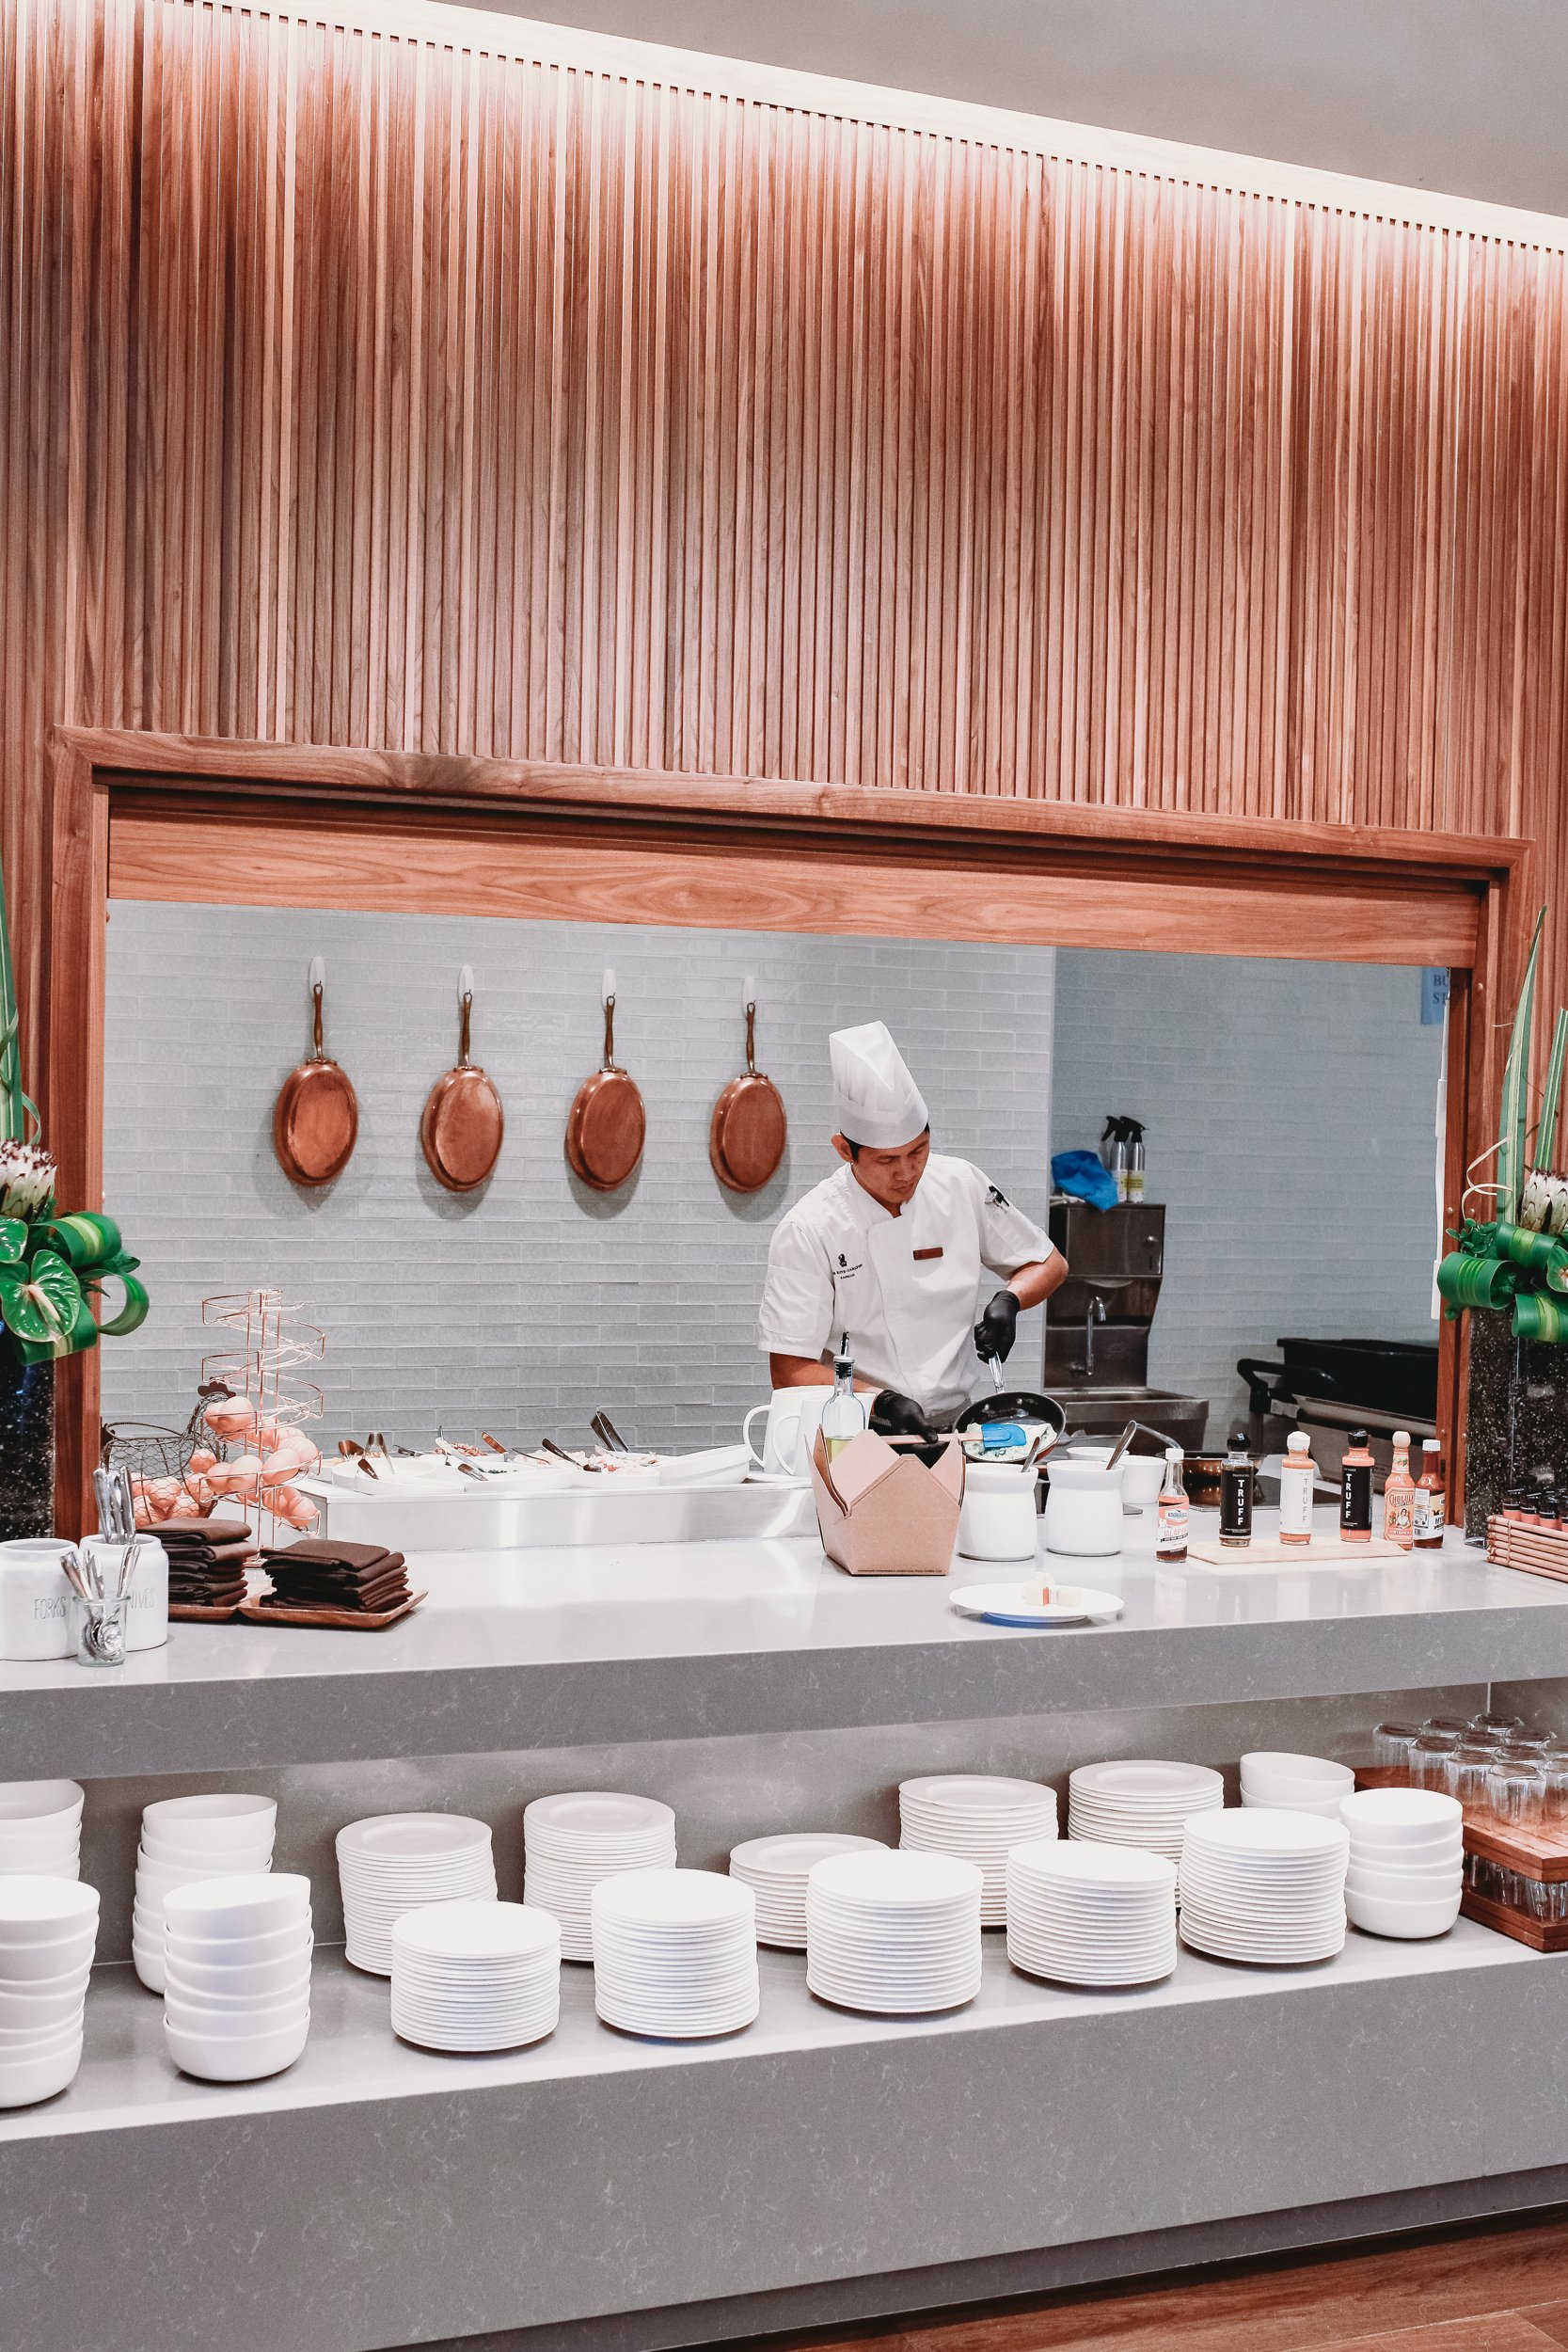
[912,1247,943,1262]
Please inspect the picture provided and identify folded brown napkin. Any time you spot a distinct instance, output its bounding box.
[168,1574,247,1610]
[267,1566,407,1606]
[159,1518,253,1547]
[261,1538,390,1574]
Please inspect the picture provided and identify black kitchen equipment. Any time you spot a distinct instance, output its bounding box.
[1237,1337,1438,1427]
[1041,1199,1210,1451]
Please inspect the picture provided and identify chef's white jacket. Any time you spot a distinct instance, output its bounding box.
[757,1154,1054,1417]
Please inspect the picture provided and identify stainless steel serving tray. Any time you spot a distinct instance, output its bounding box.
[293,1477,816,1551]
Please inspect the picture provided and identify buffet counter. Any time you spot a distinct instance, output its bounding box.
[6,1513,1568,2352]
[0,1517,1561,1782]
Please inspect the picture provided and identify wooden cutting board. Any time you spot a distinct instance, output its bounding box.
[1185,1535,1407,1567]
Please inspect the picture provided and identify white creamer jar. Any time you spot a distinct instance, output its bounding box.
[1041,1457,1125,1557]
[0,1538,76,1661]
[958,1460,1039,1561]
[79,1536,169,1653]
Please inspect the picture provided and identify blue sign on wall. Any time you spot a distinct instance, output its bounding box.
[1420,968,1450,1026]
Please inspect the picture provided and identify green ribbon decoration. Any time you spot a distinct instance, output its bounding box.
[1436,1250,1519,1311]
[38,1210,149,1339]
[1514,1291,1568,1343]
[1497,1221,1568,1284]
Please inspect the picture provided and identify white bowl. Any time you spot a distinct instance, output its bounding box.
[162,1914,312,1963]
[1346,1861,1463,1901]
[1345,1832,1464,1867]
[164,1958,311,2010]
[165,2012,309,2082]
[0,1928,99,1983]
[137,1842,274,1883]
[0,1877,99,1942]
[1118,1455,1167,1508]
[141,1795,277,1851]
[163,1944,312,1998]
[1346,1883,1462,1939]
[139,1826,276,1867]
[1339,1788,1462,1835]
[0,1781,83,1826]
[0,1974,90,2029]
[0,2029,82,2106]
[164,1986,310,2035]
[0,1998,84,2049]
[163,1873,309,1940]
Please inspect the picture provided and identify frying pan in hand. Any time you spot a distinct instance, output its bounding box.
[565,990,645,1192]
[273,967,359,1187]
[710,999,786,1193]
[421,970,505,1193]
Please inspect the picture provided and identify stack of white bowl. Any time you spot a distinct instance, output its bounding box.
[134,1794,277,1993]
[1179,1809,1349,1964]
[337,1814,498,1975]
[0,1875,99,2107]
[728,1832,888,1948]
[1067,1760,1224,1869]
[524,1793,677,1962]
[163,1874,312,2082]
[0,1780,83,1879]
[805,1850,983,2013]
[1006,1839,1178,1986]
[1340,1787,1464,1940]
[591,1868,759,2037]
[898,1775,1057,1926]
[1241,1752,1355,1818]
[391,1899,562,2051]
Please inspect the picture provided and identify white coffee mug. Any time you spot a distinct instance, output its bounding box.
[0,1539,76,1661]
[743,1388,835,1479]
[79,1536,169,1652]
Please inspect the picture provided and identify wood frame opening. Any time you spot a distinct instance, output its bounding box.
[48,725,1528,1535]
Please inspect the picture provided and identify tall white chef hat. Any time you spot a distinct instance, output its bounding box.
[829,1021,930,1150]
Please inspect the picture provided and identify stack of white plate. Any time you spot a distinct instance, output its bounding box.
[163,1873,312,2082]
[337,1814,497,1975]
[1068,1761,1225,1871]
[1241,1752,1355,1818]
[1339,1787,1464,1940]
[0,1875,99,2108]
[134,1794,277,1993]
[0,1781,83,1881]
[1006,1839,1178,1986]
[805,1850,983,2014]
[1179,1808,1349,1964]
[591,1868,759,2038]
[524,1793,676,1962]
[391,1899,562,2050]
[898,1775,1057,1927]
[729,1832,888,1948]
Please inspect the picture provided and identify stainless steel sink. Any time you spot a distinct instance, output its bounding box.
[1051,1386,1210,1454]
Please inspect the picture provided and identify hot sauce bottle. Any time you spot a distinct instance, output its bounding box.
[1219,1432,1254,1548]
[1156,1447,1189,1562]
[1339,1429,1374,1544]
[1412,1439,1446,1549]
[1382,1429,1416,1550]
[1277,1431,1316,1546]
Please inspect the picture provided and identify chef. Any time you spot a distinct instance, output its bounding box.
[758,1021,1069,1436]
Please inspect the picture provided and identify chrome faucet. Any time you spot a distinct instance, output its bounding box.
[1071,1293,1108,1378]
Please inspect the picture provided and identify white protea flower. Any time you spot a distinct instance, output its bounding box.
[1520,1168,1553,1232]
[0,1139,55,1221]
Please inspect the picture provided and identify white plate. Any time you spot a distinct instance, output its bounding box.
[950,1583,1124,1627]
[338,1815,492,1864]
[525,1793,675,1845]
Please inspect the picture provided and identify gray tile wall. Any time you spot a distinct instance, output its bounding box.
[1050,951,1446,1440]
[102,904,1054,1452]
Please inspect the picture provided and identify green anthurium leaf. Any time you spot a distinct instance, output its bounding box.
[0,1217,26,1266]
[0,1250,86,1352]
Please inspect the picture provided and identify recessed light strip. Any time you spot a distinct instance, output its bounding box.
[228,0,1568,250]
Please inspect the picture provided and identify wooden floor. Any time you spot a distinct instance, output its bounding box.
[735,2209,1568,2352]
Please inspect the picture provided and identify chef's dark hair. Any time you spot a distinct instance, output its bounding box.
[846,1124,930,1161]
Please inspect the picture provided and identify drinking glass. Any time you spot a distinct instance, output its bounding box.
[1447,1744,1496,1813]
[1487,1762,1544,1830]
[1370,1721,1420,1772]
[1422,1716,1474,1740]
[1411,1732,1461,1791]
[1542,1761,1568,1829]
[1501,1731,1553,1757]
[1469,1710,1525,1738]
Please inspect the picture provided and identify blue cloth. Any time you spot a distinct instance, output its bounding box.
[1051,1150,1119,1212]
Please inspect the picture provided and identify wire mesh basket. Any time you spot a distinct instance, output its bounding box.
[100,1384,231,1483]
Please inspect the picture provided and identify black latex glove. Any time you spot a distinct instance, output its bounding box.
[974,1287,1020,1364]
[868,1389,938,1441]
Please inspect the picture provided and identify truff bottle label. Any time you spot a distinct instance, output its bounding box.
[1340,1460,1372,1534]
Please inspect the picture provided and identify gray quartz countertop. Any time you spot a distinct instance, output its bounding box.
[0,1514,1558,1780]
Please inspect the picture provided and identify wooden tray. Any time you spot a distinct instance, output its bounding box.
[1460,1888,1568,1952]
[237,1590,424,1631]
[1186,1535,1406,1567]
[1487,1517,1568,1584]
[168,1599,245,1623]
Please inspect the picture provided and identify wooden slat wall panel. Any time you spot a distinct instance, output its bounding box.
[7,0,1568,1097]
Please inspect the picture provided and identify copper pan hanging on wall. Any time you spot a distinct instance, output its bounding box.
[272,958,359,1187]
[565,971,646,1192]
[709,978,787,1193]
[420,964,505,1193]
